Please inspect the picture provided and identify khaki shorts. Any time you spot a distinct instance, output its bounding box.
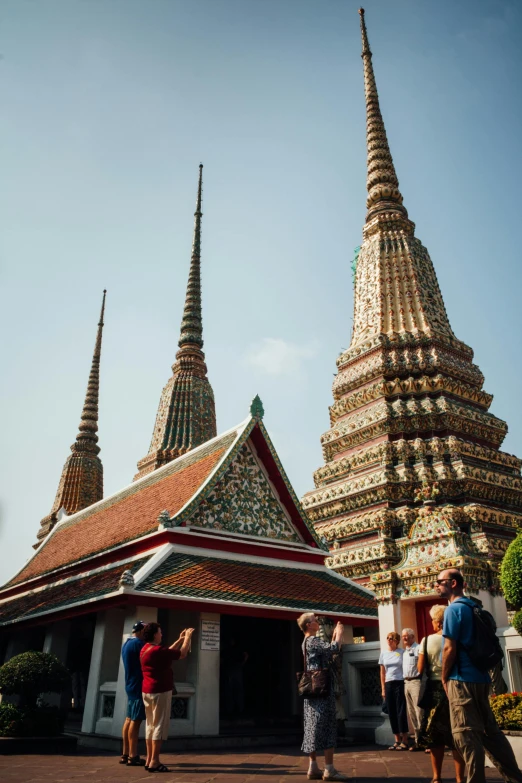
[142,690,172,741]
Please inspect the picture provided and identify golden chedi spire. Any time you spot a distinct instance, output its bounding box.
[134,165,217,481]
[35,291,107,547]
[302,10,522,599]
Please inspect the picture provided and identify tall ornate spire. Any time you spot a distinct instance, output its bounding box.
[302,9,522,605]
[35,291,107,546]
[179,164,203,349]
[358,8,406,222]
[135,165,217,480]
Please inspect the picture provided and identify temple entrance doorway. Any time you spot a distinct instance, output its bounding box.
[219,614,302,734]
[415,598,442,642]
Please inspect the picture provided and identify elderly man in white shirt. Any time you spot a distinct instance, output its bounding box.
[401,628,424,750]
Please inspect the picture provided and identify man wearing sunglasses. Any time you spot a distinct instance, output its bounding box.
[437,568,522,783]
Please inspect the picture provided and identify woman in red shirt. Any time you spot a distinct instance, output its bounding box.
[140,622,194,773]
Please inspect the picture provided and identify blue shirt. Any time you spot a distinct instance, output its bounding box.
[442,597,491,684]
[379,649,404,682]
[122,636,145,699]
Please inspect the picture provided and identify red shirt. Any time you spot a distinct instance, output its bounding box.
[140,643,181,694]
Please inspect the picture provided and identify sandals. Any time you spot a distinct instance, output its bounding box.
[147,764,170,773]
[127,756,146,766]
[388,742,405,751]
[119,754,129,764]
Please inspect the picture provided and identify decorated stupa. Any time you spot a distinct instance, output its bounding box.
[302,9,522,622]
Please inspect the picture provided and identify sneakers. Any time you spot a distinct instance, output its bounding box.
[322,769,349,781]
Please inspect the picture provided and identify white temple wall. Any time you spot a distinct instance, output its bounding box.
[82,607,126,734]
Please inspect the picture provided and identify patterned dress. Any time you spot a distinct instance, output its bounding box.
[301,636,339,754]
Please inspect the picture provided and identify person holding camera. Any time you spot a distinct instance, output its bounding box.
[140,622,194,773]
[297,612,349,782]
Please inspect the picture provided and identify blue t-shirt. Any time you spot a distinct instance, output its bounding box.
[378,649,404,682]
[442,598,491,684]
[122,636,145,699]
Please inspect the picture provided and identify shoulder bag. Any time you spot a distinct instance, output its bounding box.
[296,637,331,699]
[417,635,433,710]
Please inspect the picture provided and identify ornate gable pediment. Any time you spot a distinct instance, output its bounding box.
[188,442,300,542]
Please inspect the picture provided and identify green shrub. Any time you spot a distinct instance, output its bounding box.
[500,533,522,609]
[490,692,522,731]
[513,608,522,637]
[0,702,64,737]
[0,652,70,708]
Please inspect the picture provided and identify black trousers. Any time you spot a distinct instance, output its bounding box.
[385,680,409,735]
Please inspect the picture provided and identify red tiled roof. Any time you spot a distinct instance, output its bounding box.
[10,447,227,587]
[0,558,148,626]
[138,551,377,617]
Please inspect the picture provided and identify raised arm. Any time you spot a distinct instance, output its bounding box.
[178,628,195,660]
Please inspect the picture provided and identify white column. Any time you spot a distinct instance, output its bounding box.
[82,608,125,734]
[193,612,220,735]
[378,602,401,646]
[110,606,158,738]
[43,620,71,708]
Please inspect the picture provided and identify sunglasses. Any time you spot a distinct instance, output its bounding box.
[436,578,450,585]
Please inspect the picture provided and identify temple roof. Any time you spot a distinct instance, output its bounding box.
[4,404,323,593]
[135,547,377,618]
[0,557,149,627]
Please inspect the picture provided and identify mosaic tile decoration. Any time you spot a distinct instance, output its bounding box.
[189,443,300,542]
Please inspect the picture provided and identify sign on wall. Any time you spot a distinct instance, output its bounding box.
[200,619,220,651]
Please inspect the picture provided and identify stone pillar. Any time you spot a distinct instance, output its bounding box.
[378,601,401,644]
[193,612,220,735]
[43,620,71,709]
[82,608,126,734]
[110,606,158,738]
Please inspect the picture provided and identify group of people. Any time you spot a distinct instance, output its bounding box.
[120,620,194,773]
[116,568,522,783]
[298,568,522,783]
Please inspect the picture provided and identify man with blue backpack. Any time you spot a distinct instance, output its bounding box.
[437,568,522,783]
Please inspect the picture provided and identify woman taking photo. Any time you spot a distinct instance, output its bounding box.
[297,612,349,782]
[140,622,194,773]
[417,605,465,783]
[379,631,408,750]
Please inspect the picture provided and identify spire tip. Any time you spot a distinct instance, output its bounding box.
[358,7,365,15]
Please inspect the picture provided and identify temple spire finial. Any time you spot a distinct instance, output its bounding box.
[178,163,204,350]
[74,288,106,453]
[134,165,217,480]
[358,8,407,222]
[35,291,107,546]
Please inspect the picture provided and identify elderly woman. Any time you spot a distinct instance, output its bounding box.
[417,605,465,783]
[140,622,194,773]
[297,612,349,782]
[379,631,408,750]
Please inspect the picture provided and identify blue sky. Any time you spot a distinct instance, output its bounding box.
[1,0,521,584]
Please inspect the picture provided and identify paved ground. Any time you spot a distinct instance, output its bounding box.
[0,746,506,783]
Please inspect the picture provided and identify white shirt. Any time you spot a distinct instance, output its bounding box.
[378,649,404,682]
[402,641,420,679]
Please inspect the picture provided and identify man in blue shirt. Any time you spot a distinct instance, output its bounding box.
[437,568,522,783]
[120,620,146,766]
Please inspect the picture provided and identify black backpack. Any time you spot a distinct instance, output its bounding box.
[455,597,504,673]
